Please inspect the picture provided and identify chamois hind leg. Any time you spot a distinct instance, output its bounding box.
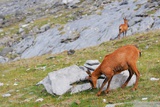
[130,63,140,91]
[121,68,133,88]
[118,28,122,39]
[124,30,127,37]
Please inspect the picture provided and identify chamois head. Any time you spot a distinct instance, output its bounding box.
[86,70,95,88]
[123,17,128,24]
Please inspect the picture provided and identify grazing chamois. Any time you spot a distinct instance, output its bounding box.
[117,18,129,39]
[86,45,141,96]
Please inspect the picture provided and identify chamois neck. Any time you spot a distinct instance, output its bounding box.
[124,20,128,24]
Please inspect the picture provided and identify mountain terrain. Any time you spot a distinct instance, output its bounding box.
[0,0,160,106]
[0,0,160,62]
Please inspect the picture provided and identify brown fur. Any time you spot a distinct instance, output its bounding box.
[118,18,128,39]
[86,45,141,96]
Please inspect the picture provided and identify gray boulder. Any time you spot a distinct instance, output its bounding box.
[119,0,128,6]
[0,47,13,56]
[0,56,9,63]
[154,9,160,17]
[152,19,160,29]
[37,61,136,96]
[39,24,51,33]
[84,60,100,71]
[85,60,100,65]
[37,65,88,95]
[19,28,24,34]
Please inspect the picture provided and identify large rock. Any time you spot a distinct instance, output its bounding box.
[37,65,88,95]
[129,17,154,34]
[37,61,136,96]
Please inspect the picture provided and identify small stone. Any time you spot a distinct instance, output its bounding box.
[67,49,75,55]
[14,83,18,86]
[75,100,81,105]
[2,93,11,97]
[26,68,31,71]
[19,28,24,34]
[24,98,30,102]
[103,99,106,103]
[35,98,44,102]
[21,24,29,28]
[142,97,148,100]
[150,77,159,81]
[145,45,149,49]
[0,82,4,86]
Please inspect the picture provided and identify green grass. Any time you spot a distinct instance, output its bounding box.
[147,9,157,15]
[0,30,160,107]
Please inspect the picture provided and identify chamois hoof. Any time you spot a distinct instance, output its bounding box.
[104,90,109,94]
[121,84,126,89]
[96,92,101,96]
[131,88,137,91]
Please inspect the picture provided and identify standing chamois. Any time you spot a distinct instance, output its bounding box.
[86,45,141,96]
[117,17,129,39]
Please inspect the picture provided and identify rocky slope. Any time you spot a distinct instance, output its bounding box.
[0,0,160,62]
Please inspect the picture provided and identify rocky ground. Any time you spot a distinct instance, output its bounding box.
[0,0,160,63]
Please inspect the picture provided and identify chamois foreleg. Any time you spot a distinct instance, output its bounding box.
[123,32,125,37]
[121,68,133,88]
[124,30,127,37]
[97,78,108,96]
[97,70,114,96]
[118,32,121,39]
[104,76,113,94]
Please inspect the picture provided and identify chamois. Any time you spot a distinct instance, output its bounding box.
[86,45,141,96]
[117,18,129,39]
